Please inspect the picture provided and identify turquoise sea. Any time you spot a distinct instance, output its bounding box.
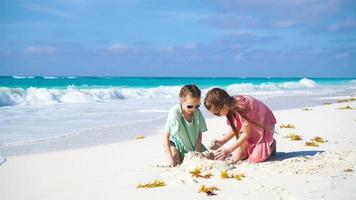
[0,76,355,107]
[1,76,354,89]
[0,76,355,155]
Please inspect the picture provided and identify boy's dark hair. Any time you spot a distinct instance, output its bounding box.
[179,85,201,98]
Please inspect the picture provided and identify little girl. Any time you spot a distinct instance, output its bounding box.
[204,88,276,163]
[163,85,207,167]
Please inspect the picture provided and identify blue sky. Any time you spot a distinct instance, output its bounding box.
[0,0,355,77]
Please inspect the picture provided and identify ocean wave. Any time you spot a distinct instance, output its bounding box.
[0,78,324,107]
[0,86,182,107]
[228,78,317,92]
[11,76,79,80]
[12,76,35,79]
[42,76,58,79]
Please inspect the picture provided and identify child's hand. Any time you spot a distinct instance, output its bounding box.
[209,139,223,150]
[167,158,177,167]
[214,148,230,160]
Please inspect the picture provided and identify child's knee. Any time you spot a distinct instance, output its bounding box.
[231,148,248,162]
[232,153,248,162]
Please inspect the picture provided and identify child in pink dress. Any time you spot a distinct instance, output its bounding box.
[204,88,277,163]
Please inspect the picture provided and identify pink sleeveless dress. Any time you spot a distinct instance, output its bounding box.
[228,95,277,163]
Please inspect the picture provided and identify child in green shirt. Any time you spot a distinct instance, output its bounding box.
[163,85,208,167]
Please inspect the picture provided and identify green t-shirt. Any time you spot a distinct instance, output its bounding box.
[164,104,208,158]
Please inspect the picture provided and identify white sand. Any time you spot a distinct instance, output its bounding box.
[1,100,356,200]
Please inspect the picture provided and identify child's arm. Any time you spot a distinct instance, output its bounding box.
[163,131,176,166]
[215,123,250,160]
[194,132,202,152]
[210,128,239,150]
[221,128,238,144]
[227,123,250,153]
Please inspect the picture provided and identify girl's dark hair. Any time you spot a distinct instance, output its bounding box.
[204,88,238,134]
[205,88,266,136]
[204,88,250,136]
[179,85,201,98]
[204,88,234,110]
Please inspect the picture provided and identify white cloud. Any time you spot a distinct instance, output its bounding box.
[158,46,174,53]
[108,43,130,53]
[0,22,46,28]
[234,53,244,62]
[163,11,211,22]
[204,0,345,29]
[24,46,57,54]
[329,17,356,32]
[273,20,296,28]
[23,4,72,18]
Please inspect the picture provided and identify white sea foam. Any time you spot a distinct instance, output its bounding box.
[0,86,180,107]
[12,76,35,79]
[227,78,317,92]
[0,78,351,107]
[43,76,58,79]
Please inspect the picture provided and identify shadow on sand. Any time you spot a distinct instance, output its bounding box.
[0,155,6,166]
[268,150,325,161]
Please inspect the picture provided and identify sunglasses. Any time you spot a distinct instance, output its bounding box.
[212,108,222,116]
[186,104,200,109]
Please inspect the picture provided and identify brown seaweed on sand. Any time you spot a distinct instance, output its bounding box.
[285,133,302,141]
[190,167,213,179]
[305,141,319,147]
[198,185,220,196]
[290,134,302,141]
[337,105,354,110]
[311,136,327,143]
[220,170,245,181]
[337,98,356,103]
[137,179,166,188]
[279,124,295,129]
[344,169,353,172]
[135,135,145,139]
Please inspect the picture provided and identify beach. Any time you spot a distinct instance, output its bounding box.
[1,97,355,200]
[2,0,355,198]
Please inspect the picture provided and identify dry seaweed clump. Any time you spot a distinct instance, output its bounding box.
[220,170,246,181]
[305,141,319,147]
[285,133,302,141]
[338,105,354,110]
[311,136,327,143]
[305,136,327,147]
[323,102,332,105]
[190,167,213,179]
[337,98,356,103]
[137,179,166,188]
[344,169,353,173]
[198,185,220,196]
[279,124,295,129]
[135,135,145,139]
[302,108,312,111]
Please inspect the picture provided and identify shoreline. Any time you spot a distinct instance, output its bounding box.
[1,93,355,157]
[0,98,355,199]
